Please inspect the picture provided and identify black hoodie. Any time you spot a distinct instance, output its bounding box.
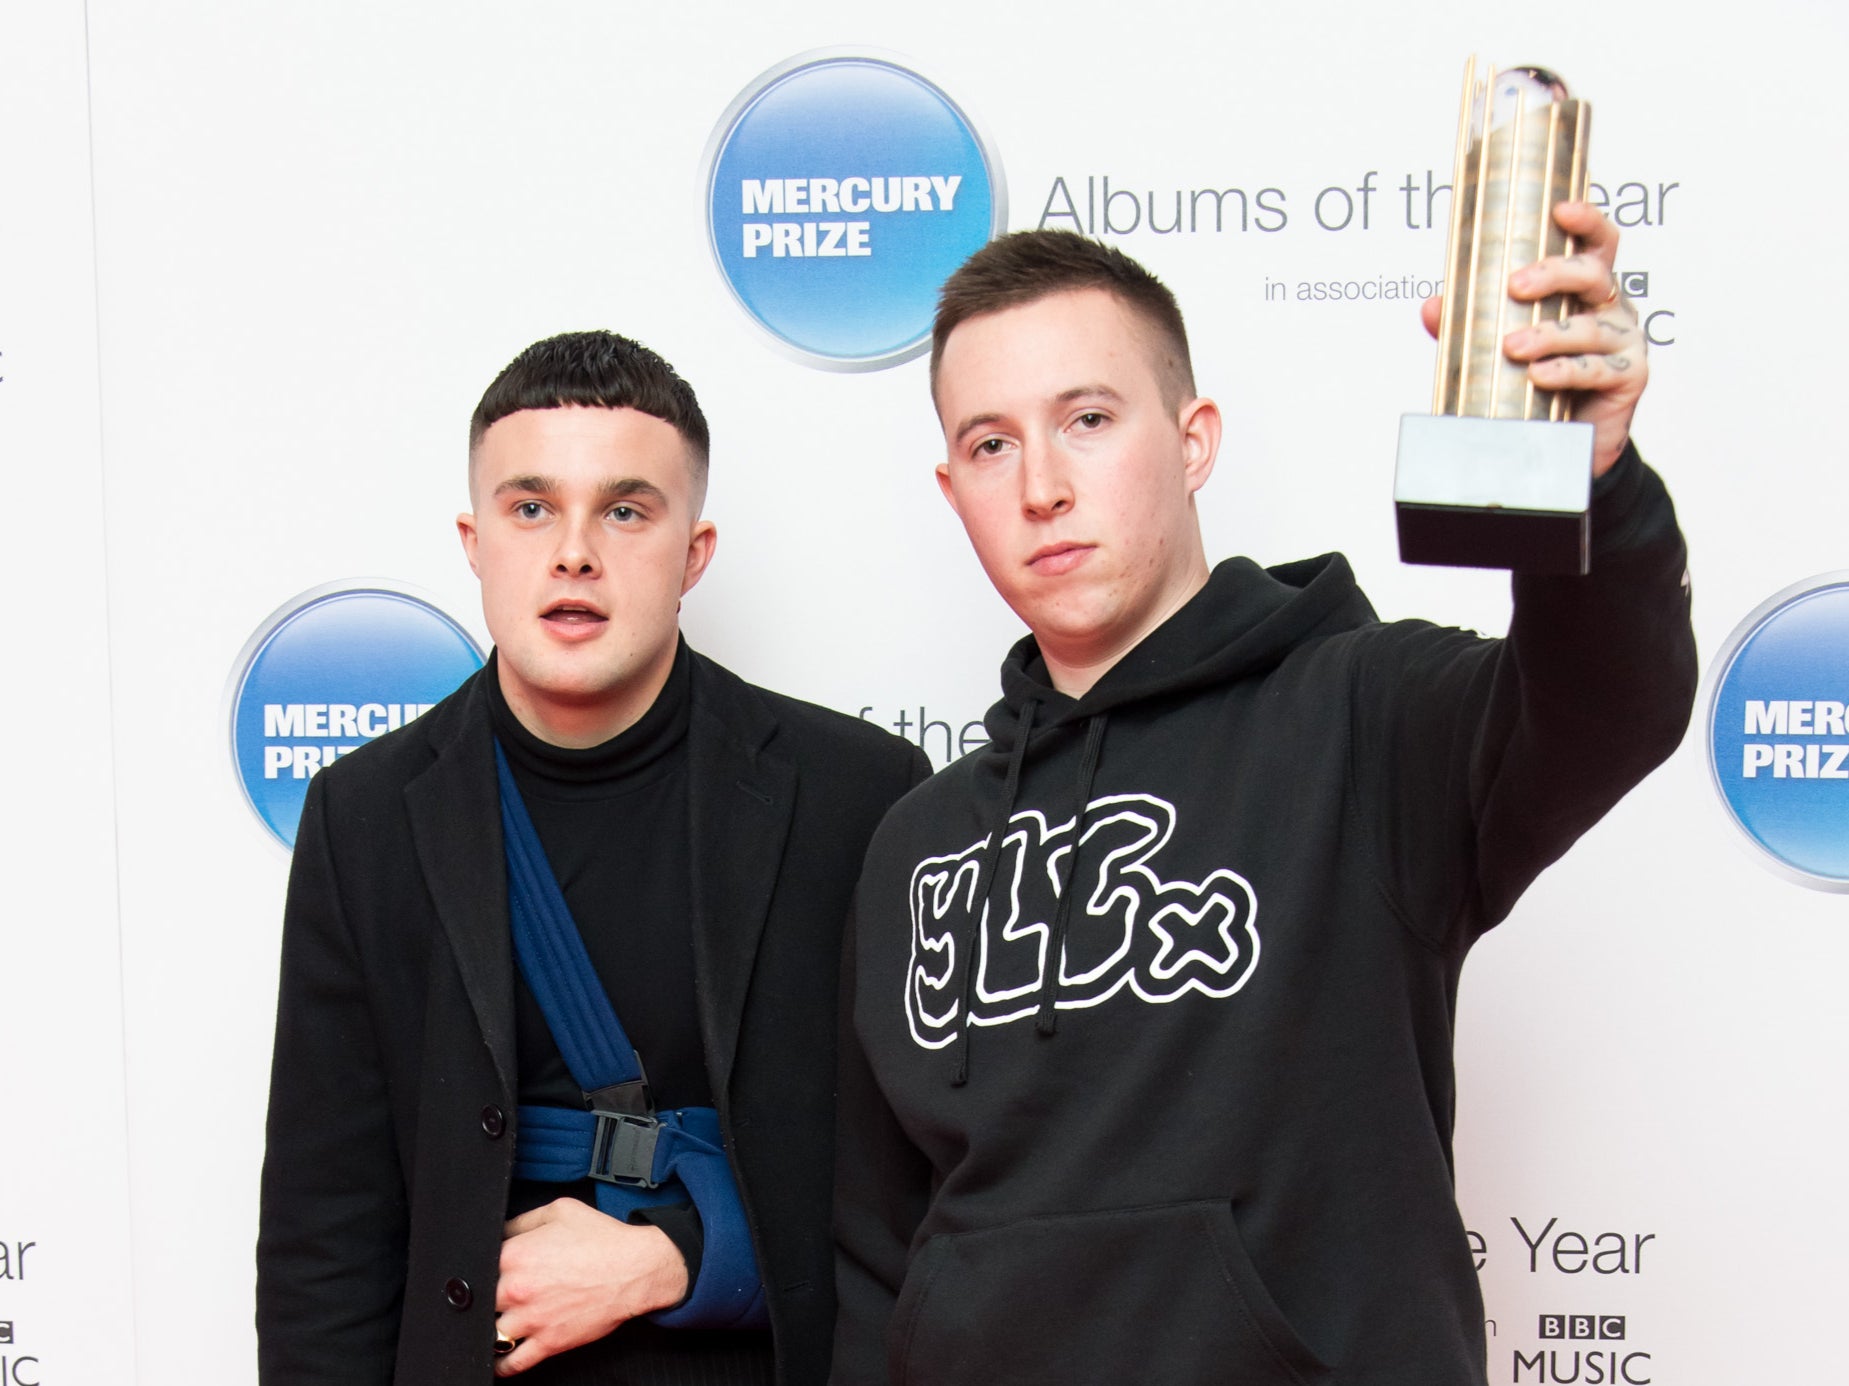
[832,446,1696,1386]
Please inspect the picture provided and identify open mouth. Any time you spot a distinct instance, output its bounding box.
[541,603,607,626]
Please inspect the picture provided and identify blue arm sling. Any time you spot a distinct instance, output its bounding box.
[495,742,769,1331]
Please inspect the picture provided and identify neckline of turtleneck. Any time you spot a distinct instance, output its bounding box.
[487,639,692,795]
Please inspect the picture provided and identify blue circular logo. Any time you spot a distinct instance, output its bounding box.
[703,49,1006,371]
[1707,573,1849,892]
[229,583,484,849]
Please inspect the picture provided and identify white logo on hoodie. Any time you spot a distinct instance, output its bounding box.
[904,794,1260,1048]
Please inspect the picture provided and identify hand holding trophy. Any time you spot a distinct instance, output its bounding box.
[1397,58,1633,575]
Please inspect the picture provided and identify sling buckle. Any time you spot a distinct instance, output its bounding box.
[588,1110,661,1188]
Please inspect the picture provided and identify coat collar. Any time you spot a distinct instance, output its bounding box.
[403,671,515,1091]
[683,651,797,1101]
[402,652,796,1105]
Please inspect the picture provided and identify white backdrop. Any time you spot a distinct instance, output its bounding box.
[0,4,136,1384]
[4,2,1846,1382]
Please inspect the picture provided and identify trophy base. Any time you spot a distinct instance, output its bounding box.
[1394,414,1594,575]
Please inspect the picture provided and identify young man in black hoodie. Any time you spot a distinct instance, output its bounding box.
[831,217,1696,1384]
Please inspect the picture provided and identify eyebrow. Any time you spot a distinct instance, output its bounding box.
[950,383,1126,446]
[1055,383,1125,409]
[491,474,671,507]
[597,478,670,506]
[492,473,561,498]
[950,412,1005,447]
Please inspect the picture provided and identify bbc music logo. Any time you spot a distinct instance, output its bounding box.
[1538,1314,1626,1340]
[1705,572,1849,892]
[701,49,1006,371]
[228,582,484,850]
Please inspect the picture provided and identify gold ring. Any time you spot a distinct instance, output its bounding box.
[494,1328,520,1356]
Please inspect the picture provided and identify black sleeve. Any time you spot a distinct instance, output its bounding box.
[256,775,408,1384]
[630,1203,704,1298]
[829,896,934,1386]
[902,742,935,791]
[1351,441,1697,950]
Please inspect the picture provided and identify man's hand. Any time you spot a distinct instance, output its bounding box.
[1420,200,1646,477]
[492,1198,689,1377]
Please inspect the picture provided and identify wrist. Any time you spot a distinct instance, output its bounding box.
[632,1222,690,1312]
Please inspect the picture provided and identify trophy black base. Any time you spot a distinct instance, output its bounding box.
[1395,502,1588,574]
[1394,414,1594,575]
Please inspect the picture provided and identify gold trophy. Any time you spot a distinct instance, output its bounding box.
[1396,59,1594,574]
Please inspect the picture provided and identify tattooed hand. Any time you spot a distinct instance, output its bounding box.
[1419,201,1646,477]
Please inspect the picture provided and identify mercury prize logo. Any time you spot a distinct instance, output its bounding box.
[703,49,1005,370]
[1706,572,1849,891]
[229,582,484,850]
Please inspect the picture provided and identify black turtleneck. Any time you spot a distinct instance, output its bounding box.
[491,642,707,1114]
[489,642,773,1385]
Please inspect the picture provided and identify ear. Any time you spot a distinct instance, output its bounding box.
[935,459,962,516]
[680,519,718,597]
[1176,396,1222,495]
[456,512,482,577]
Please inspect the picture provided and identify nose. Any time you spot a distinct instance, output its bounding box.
[1020,438,1074,519]
[552,514,602,577]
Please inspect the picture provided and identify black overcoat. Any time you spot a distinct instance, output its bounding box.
[256,653,930,1385]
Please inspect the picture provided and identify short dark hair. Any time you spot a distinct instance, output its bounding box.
[930,230,1195,404]
[469,330,710,491]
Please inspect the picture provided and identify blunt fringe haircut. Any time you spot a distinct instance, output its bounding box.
[469,330,711,484]
[930,230,1196,402]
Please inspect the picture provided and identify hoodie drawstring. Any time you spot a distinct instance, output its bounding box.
[952,697,1037,1087]
[1034,714,1107,1037]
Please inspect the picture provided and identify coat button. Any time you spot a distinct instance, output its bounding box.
[444,1277,472,1310]
[480,1105,506,1139]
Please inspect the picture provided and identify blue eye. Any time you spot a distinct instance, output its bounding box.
[516,501,544,519]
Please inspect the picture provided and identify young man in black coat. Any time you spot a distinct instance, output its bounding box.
[832,217,1696,1384]
[257,332,930,1385]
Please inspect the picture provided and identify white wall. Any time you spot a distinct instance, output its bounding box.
[0,3,137,1383]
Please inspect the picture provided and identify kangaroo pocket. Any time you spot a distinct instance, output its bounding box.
[888,1199,1333,1386]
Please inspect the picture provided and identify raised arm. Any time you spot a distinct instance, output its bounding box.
[1370,203,1696,947]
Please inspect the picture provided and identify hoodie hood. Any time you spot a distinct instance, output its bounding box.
[986,552,1378,754]
[943,552,1378,1079]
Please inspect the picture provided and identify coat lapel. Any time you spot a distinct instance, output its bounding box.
[404,674,517,1095]
[686,655,796,1103]
[398,655,794,1106]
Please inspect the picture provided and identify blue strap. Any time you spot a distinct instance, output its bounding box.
[495,745,641,1093]
[496,743,768,1330]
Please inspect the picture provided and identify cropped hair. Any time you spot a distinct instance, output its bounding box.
[930,230,1195,402]
[469,330,710,487]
